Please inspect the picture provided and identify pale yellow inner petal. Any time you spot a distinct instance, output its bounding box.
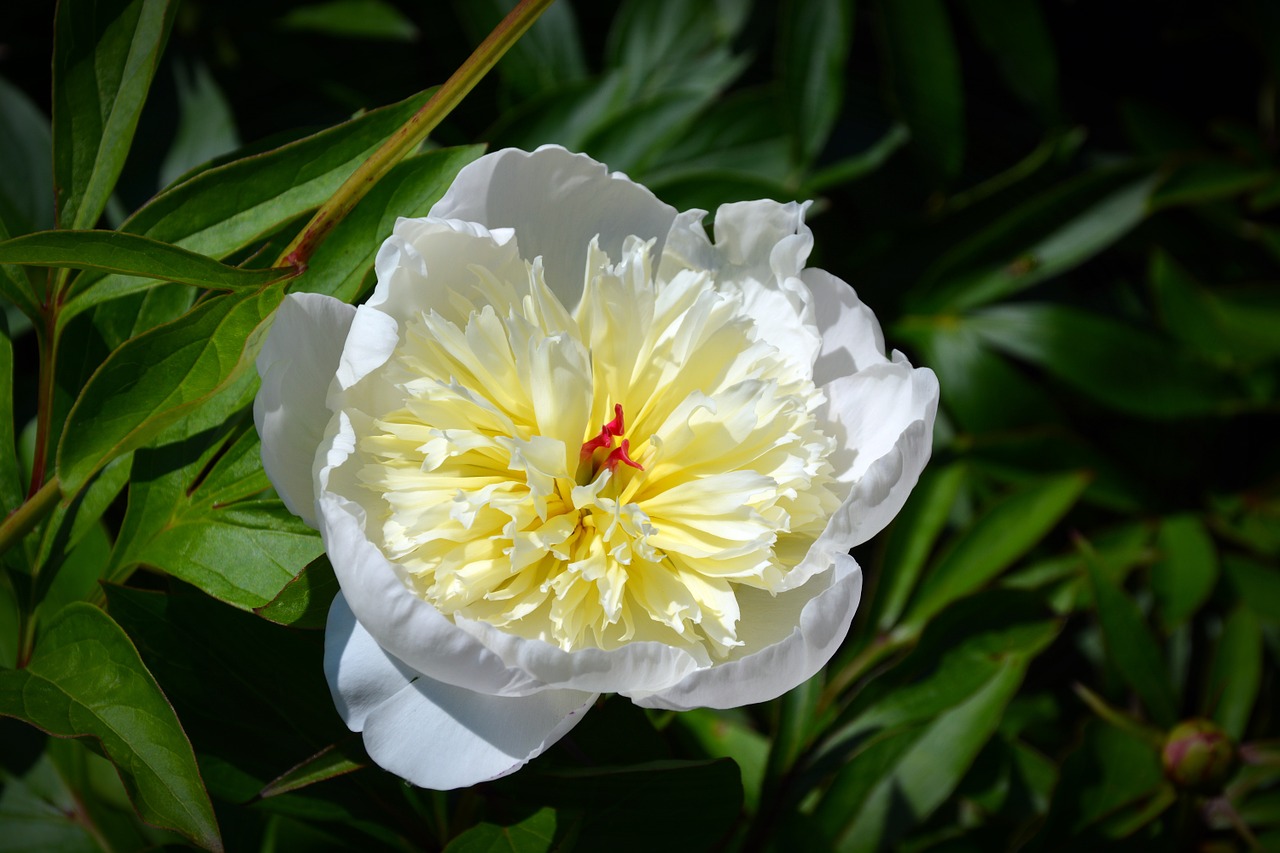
[351,235,840,658]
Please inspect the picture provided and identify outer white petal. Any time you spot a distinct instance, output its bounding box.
[325,594,596,790]
[631,555,863,711]
[806,268,889,386]
[253,292,355,528]
[815,356,940,554]
[316,411,705,698]
[428,145,677,306]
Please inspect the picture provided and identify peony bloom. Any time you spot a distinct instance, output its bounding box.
[254,145,938,790]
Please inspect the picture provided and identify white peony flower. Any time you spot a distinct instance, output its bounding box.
[254,145,939,790]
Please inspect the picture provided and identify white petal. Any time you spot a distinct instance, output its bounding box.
[326,594,596,789]
[254,293,354,528]
[816,357,940,553]
[429,145,677,306]
[632,555,863,711]
[806,268,889,386]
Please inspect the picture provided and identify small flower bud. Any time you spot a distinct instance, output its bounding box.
[1161,719,1237,794]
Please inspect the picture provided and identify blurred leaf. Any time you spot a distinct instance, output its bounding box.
[1222,555,1280,622]
[1205,605,1261,740]
[111,418,321,610]
[0,230,292,294]
[780,0,853,165]
[57,284,284,496]
[902,473,1089,632]
[1039,721,1166,839]
[965,304,1238,419]
[959,0,1060,124]
[158,60,240,189]
[874,462,965,631]
[803,123,910,194]
[258,739,368,799]
[878,0,964,180]
[0,218,44,327]
[920,174,1156,312]
[105,584,344,792]
[674,708,768,813]
[442,808,557,853]
[455,0,586,98]
[0,76,54,237]
[1084,542,1179,726]
[1150,514,1218,630]
[61,88,435,324]
[255,555,339,630]
[605,0,750,99]
[1151,249,1280,366]
[296,145,483,302]
[0,602,222,851]
[1150,161,1271,210]
[822,656,1029,850]
[52,0,177,231]
[499,760,742,852]
[0,313,21,516]
[276,0,418,41]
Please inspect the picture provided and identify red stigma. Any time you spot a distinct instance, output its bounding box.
[604,403,625,437]
[605,439,644,472]
[580,424,615,458]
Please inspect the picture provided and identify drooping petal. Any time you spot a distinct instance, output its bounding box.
[429,145,678,306]
[631,554,863,711]
[254,293,355,528]
[805,268,889,386]
[326,595,596,790]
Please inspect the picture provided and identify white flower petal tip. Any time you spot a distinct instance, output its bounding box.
[254,292,355,528]
[325,595,597,790]
[255,146,939,789]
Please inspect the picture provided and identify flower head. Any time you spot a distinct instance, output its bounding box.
[254,145,938,789]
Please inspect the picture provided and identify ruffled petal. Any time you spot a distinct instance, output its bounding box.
[429,145,678,306]
[631,555,862,711]
[806,268,889,386]
[326,594,596,790]
[816,356,940,552]
[254,293,355,528]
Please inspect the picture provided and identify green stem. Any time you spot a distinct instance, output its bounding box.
[0,478,60,558]
[274,0,556,271]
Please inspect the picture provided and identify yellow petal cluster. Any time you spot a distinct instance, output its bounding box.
[354,235,840,659]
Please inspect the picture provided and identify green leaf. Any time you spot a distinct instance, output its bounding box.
[1205,605,1261,739]
[0,312,22,515]
[959,0,1060,123]
[57,283,285,496]
[158,60,240,189]
[902,473,1089,632]
[780,0,854,165]
[0,75,54,237]
[1084,544,1179,726]
[60,87,435,324]
[275,0,418,41]
[874,462,965,631]
[879,0,964,180]
[454,0,586,98]
[442,808,558,853]
[606,0,750,98]
[921,175,1156,312]
[1222,554,1280,622]
[0,602,222,851]
[52,0,177,231]
[965,304,1238,419]
[110,418,322,610]
[258,739,368,799]
[295,145,484,302]
[821,657,1029,850]
[0,212,44,326]
[1151,249,1280,366]
[1150,161,1272,210]
[1150,514,1219,630]
[255,555,339,629]
[673,708,769,813]
[0,230,293,293]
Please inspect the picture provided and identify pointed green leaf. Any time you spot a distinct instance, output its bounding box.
[52,0,177,231]
[1084,546,1178,726]
[1151,514,1218,630]
[780,0,853,165]
[0,75,54,237]
[0,602,221,851]
[1205,605,1261,739]
[875,463,965,630]
[0,230,293,293]
[158,60,240,189]
[258,739,368,799]
[959,0,1060,123]
[276,0,419,41]
[0,311,21,515]
[903,473,1089,631]
[255,555,339,629]
[57,284,285,495]
[442,808,557,853]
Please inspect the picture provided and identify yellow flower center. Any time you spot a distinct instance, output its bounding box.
[352,235,840,658]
